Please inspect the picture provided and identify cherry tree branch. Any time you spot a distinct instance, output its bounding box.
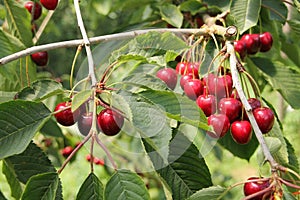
[0,26,231,66]
[73,0,97,86]
[226,41,278,169]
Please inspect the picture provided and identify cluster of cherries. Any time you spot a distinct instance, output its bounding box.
[234,32,273,59]
[24,0,59,66]
[54,101,125,137]
[156,61,275,144]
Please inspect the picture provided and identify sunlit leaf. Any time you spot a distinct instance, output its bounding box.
[76,173,103,200]
[2,161,23,200]
[186,186,226,200]
[160,3,183,28]
[230,0,261,34]
[0,100,51,159]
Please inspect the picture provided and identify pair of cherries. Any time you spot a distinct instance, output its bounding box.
[24,0,58,20]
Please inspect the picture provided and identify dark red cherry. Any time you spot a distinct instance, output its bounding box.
[180,73,194,89]
[61,146,73,158]
[40,0,58,10]
[24,1,42,20]
[234,40,247,59]
[183,79,203,100]
[241,34,261,55]
[218,97,242,122]
[231,120,252,144]
[77,112,94,136]
[97,108,124,136]
[244,177,271,200]
[54,102,81,126]
[176,62,199,78]
[156,68,178,90]
[31,51,48,66]
[253,107,274,134]
[196,94,216,117]
[259,32,273,52]
[207,114,230,138]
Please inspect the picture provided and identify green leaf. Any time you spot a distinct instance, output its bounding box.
[186,186,226,200]
[0,100,51,159]
[251,57,300,109]
[257,137,282,165]
[0,91,16,103]
[179,0,205,16]
[160,3,183,28]
[262,0,287,23]
[143,131,212,200]
[2,160,23,200]
[5,142,55,184]
[104,169,150,200]
[21,172,59,200]
[0,190,7,200]
[122,73,168,91]
[40,118,64,137]
[72,89,92,112]
[284,138,299,172]
[138,90,208,130]
[218,129,258,160]
[4,0,33,47]
[76,173,104,200]
[17,79,63,101]
[230,0,261,34]
[119,90,172,160]
[112,32,188,66]
[287,19,300,35]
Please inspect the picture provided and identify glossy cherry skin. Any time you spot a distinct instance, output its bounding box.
[218,98,242,122]
[54,102,81,126]
[243,98,261,120]
[31,51,48,66]
[176,62,199,78]
[24,1,42,20]
[253,107,275,134]
[207,114,230,138]
[61,146,73,158]
[231,120,252,144]
[206,74,233,99]
[77,112,94,136]
[40,0,58,10]
[259,32,273,52]
[196,94,216,117]
[97,108,124,136]
[234,40,247,59]
[183,79,203,100]
[241,34,261,54]
[156,68,178,90]
[244,177,270,200]
[180,73,194,89]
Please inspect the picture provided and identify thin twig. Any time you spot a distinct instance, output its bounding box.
[95,134,118,170]
[73,0,97,86]
[226,41,278,169]
[0,26,228,66]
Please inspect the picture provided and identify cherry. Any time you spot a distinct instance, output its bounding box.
[183,79,203,100]
[241,34,261,55]
[86,154,105,166]
[196,94,216,117]
[54,102,81,126]
[61,146,73,158]
[31,51,48,66]
[244,177,271,200]
[207,114,230,138]
[206,74,233,99]
[97,108,124,136]
[231,120,252,144]
[24,1,42,20]
[259,32,273,52]
[156,68,178,90]
[218,98,242,122]
[40,0,58,10]
[180,73,194,89]
[243,98,261,120]
[253,107,275,134]
[77,112,94,136]
[176,62,199,78]
[234,40,247,59]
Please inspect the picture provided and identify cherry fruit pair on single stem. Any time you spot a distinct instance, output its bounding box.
[24,0,58,20]
[54,101,124,136]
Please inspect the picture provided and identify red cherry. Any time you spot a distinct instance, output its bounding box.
[176,62,199,78]
[86,154,92,162]
[97,108,124,136]
[31,51,48,66]
[156,68,178,90]
[253,107,275,134]
[241,34,261,54]
[207,114,230,138]
[187,62,199,78]
[196,94,216,117]
[183,79,203,100]
[244,177,271,200]
[24,1,42,20]
[218,97,242,122]
[243,98,261,120]
[61,146,73,158]
[180,73,194,89]
[176,62,188,75]
[40,0,58,10]
[259,32,273,52]
[93,157,105,166]
[77,112,94,136]
[234,40,247,59]
[206,74,233,99]
[54,102,81,126]
[195,16,204,27]
[231,120,252,144]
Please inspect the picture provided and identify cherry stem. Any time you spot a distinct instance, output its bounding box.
[99,61,118,84]
[70,45,83,89]
[90,131,95,173]
[242,184,273,200]
[0,26,231,66]
[94,134,118,170]
[279,177,300,190]
[226,41,278,169]
[73,0,97,86]
[57,132,92,174]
